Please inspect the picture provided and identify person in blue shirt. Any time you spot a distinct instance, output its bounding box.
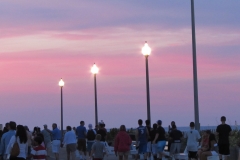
[0,121,16,159]
[135,119,149,160]
[76,121,87,159]
[46,123,61,160]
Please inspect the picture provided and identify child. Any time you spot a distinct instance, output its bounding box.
[30,136,47,160]
[90,134,107,160]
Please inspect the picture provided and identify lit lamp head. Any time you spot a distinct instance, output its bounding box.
[142,41,151,56]
[59,78,64,87]
[91,63,99,74]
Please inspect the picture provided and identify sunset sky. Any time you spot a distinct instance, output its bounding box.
[0,1,239,130]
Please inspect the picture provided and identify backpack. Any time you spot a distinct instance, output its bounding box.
[11,136,20,157]
[87,130,96,141]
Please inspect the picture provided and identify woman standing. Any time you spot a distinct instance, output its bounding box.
[6,125,28,160]
[114,125,132,160]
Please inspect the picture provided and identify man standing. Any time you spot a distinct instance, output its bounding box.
[169,124,183,157]
[152,120,166,160]
[216,116,232,160]
[135,119,148,160]
[145,120,151,160]
[62,126,77,160]
[168,121,175,152]
[0,121,16,160]
[42,124,52,159]
[76,121,87,159]
[184,122,201,160]
[47,123,61,160]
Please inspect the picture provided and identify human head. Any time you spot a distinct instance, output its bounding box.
[120,125,126,131]
[43,124,48,129]
[145,120,150,126]
[52,123,57,129]
[80,121,85,126]
[221,116,226,123]
[190,122,195,128]
[66,126,72,131]
[172,124,177,129]
[9,121,16,130]
[153,123,157,130]
[206,130,211,135]
[16,125,27,142]
[157,120,162,126]
[95,134,101,141]
[37,133,44,141]
[95,124,99,129]
[24,126,29,132]
[171,121,175,126]
[34,136,43,145]
[5,123,9,129]
[88,124,93,129]
[138,119,143,126]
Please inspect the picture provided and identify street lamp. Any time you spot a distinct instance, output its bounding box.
[142,42,151,124]
[190,0,200,130]
[58,78,64,138]
[91,63,99,126]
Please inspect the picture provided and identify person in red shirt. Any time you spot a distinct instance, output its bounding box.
[114,125,132,160]
[30,136,47,160]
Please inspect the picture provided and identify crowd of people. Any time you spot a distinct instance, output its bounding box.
[0,116,234,160]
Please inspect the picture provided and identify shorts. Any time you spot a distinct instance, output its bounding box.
[66,143,77,153]
[170,143,181,155]
[118,151,130,156]
[147,141,151,152]
[77,138,86,152]
[157,141,166,153]
[188,151,197,159]
[218,144,230,155]
[211,151,218,156]
[87,141,95,152]
[151,144,158,155]
[138,142,147,154]
[52,140,61,153]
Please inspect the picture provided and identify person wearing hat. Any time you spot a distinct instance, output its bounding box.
[152,120,166,160]
[86,124,96,157]
[42,124,53,159]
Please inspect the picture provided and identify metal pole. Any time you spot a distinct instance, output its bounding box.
[145,55,151,125]
[60,86,63,139]
[191,0,200,130]
[94,74,98,126]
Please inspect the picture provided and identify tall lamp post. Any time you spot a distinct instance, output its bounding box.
[91,63,99,126]
[142,42,151,124]
[191,0,200,130]
[59,78,64,138]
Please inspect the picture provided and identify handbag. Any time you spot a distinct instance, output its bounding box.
[10,136,20,157]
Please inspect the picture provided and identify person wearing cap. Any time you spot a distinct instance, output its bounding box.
[97,121,107,142]
[86,124,96,157]
[152,120,166,160]
[135,119,149,160]
[41,124,52,159]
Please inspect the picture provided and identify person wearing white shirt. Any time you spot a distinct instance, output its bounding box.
[6,125,28,160]
[62,126,77,160]
[184,122,201,160]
